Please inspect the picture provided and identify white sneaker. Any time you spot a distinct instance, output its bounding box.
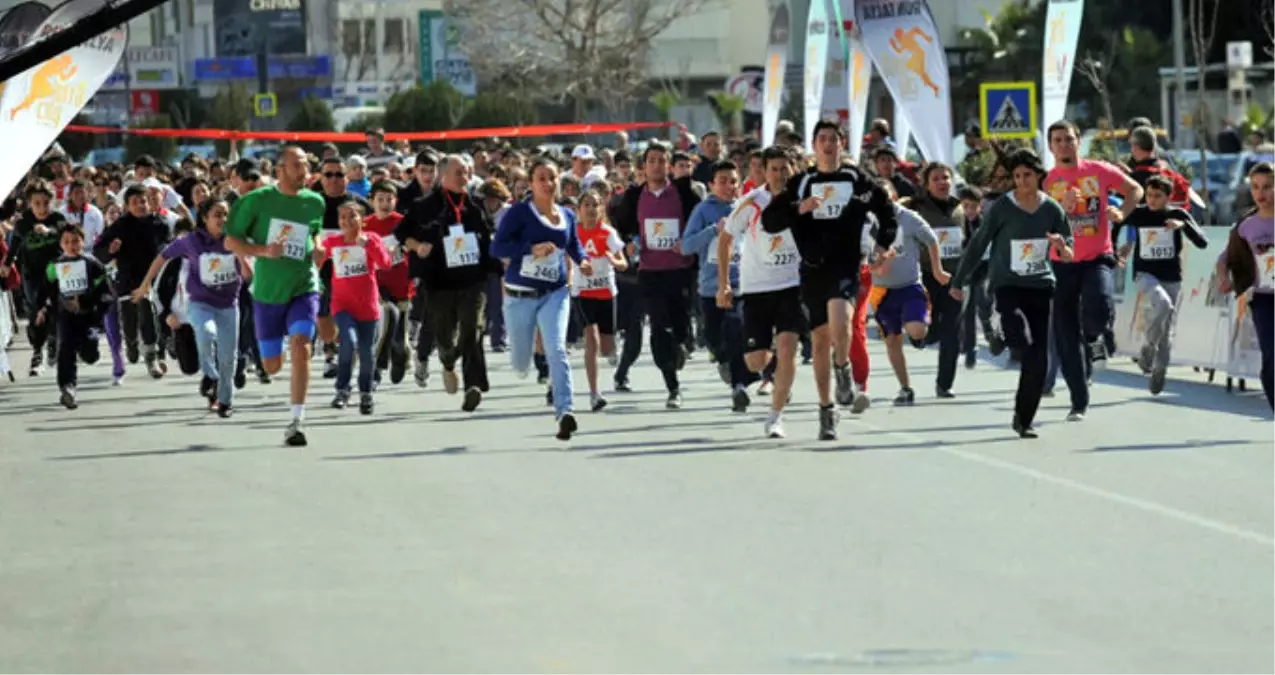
[764,411,785,438]
[1066,409,1086,422]
[851,390,871,414]
[513,367,530,380]
[757,379,773,396]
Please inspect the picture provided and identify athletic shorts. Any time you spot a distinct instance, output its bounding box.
[741,286,807,352]
[575,297,616,335]
[254,292,320,359]
[873,284,929,336]
[799,271,860,330]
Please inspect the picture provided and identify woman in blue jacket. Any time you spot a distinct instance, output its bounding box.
[491,158,593,440]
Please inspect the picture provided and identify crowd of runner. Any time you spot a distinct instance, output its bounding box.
[1,118,1271,447]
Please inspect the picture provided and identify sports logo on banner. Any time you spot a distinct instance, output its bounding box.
[847,33,872,158]
[1041,0,1083,169]
[0,0,126,202]
[802,0,831,150]
[854,0,952,163]
[762,2,790,145]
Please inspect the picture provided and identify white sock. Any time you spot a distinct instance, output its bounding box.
[291,404,305,421]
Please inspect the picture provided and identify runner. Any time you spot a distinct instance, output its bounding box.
[491,158,593,440]
[361,180,413,385]
[223,146,327,446]
[718,146,805,438]
[2,180,68,377]
[901,162,965,397]
[956,184,1000,369]
[39,223,112,409]
[612,142,702,409]
[133,198,248,416]
[952,149,1074,438]
[315,199,392,414]
[1115,175,1208,395]
[867,190,949,405]
[1217,161,1274,410]
[761,120,897,440]
[395,154,496,412]
[316,156,372,379]
[684,160,756,411]
[570,185,628,411]
[1045,119,1144,421]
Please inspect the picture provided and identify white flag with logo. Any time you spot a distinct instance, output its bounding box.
[0,0,126,201]
[802,0,831,150]
[847,33,872,159]
[762,3,791,145]
[854,0,952,163]
[1041,0,1083,169]
[894,104,913,159]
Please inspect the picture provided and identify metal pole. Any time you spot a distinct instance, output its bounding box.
[1172,0,1189,145]
[122,47,132,129]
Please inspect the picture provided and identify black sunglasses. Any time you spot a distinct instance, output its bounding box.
[323,171,345,179]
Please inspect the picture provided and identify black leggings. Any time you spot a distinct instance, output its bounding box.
[994,285,1052,428]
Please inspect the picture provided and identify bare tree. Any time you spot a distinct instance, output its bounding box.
[1074,55,1114,133]
[443,0,715,121]
[1263,0,1274,58]
[1186,0,1221,206]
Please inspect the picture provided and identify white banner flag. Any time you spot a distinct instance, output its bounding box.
[894,105,913,159]
[0,0,126,201]
[803,0,832,150]
[762,3,791,145]
[1041,0,1084,169]
[847,33,872,159]
[854,0,952,163]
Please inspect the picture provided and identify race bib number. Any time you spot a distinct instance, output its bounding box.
[813,182,853,220]
[764,233,799,268]
[383,234,406,266]
[444,231,481,268]
[934,227,963,259]
[520,251,562,282]
[56,260,88,294]
[1257,248,1275,290]
[705,235,741,266]
[267,218,309,260]
[333,245,369,278]
[644,218,680,251]
[198,253,238,287]
[1009,238,1049,276]
[1138,228,1175,261]
[577,257,614,291]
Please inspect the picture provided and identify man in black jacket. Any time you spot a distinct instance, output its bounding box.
[93,185,171,379]
[611,142,702,407]
[394,154,498,411]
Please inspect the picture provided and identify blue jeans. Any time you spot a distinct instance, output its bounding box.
[505,286,574,417]
[334,311,378,394]
[187,301,239,406]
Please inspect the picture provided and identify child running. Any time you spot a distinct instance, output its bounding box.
[315,199,392,414]
[571,184,628,411]
[39,224,112,409]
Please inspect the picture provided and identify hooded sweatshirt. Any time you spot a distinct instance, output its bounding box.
[682,194,740,297]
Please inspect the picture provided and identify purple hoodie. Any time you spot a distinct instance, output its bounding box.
[162,230,242,308]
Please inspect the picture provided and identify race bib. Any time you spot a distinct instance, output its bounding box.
[934,227,963,259]
[105,259,119,282]
[56,260,88,295]
[444,231,481,268]
[644,218,680,251]
[267,218,309,260]
[763,232,799,268]
[382,234,406,266]
[520,251,562,282]
[813,182,853,220]
[333,245,369,278]
[1257,248,1275,291]
[1138,228,1175,261]
[198,253,238,287]
[1009,238,1049,276]
[705,235,741,266]
[577,257,614,291]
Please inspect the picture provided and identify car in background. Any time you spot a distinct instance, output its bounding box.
[1175,150,1242,224]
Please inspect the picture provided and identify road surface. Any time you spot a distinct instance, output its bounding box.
[0,334,1271,673]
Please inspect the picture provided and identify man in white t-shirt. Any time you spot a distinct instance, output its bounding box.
[716,146,805,439]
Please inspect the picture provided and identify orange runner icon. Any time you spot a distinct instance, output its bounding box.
[889,27,939,97]
[10,54,77,121]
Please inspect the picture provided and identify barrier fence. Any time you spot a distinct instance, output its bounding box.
[1112,225,1262,383]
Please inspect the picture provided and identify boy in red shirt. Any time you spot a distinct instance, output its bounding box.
[362,180,413,385]
[314,199,392,414]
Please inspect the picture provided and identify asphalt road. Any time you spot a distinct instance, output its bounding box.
[0,332,1271,673]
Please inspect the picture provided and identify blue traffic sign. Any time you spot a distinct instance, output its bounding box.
[979,82,1037,140]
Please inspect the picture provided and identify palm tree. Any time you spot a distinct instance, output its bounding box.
[708,91,748,137]
[953,0,1046,117]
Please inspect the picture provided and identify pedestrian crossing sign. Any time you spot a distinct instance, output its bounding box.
[979,82,1037,140]
[253,93,278,118]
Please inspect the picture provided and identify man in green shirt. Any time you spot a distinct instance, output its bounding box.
[951,149,1073,439]
[225,146,326,447]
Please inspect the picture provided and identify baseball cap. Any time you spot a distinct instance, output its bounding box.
[572,145,596,161]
